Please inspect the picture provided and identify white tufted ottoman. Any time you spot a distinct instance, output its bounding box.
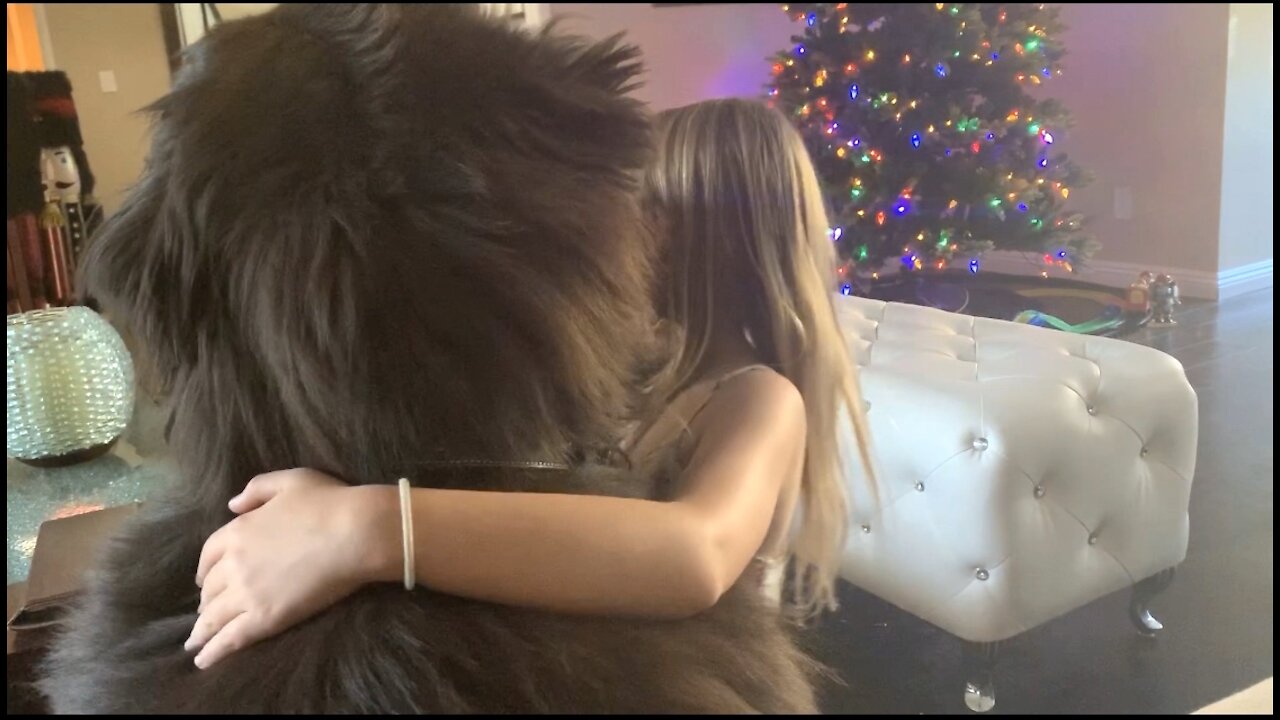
[834,294,1198,712]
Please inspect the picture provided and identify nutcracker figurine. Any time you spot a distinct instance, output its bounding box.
[1150,274,1181,325]
[1124,271,1155,317]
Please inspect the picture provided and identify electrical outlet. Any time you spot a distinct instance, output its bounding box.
[98,70,118,93]
[1114,187,1133,220]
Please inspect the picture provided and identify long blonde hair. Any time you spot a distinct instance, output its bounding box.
[641,98,876,619]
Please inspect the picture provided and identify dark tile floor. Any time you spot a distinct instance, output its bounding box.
[807,287,1274,714]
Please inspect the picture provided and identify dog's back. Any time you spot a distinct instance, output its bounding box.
[43,469,817,713]
[37,4,819,713]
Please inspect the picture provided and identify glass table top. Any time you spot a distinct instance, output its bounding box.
[6,396,174,584]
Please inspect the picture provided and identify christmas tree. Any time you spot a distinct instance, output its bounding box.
[767,3,1097,288]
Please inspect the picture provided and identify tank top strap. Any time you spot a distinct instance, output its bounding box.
[683,364,775,431]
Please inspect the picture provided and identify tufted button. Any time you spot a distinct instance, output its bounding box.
[914,482,925,492]
[864,401,872,413]
[975,568,990,581]
[1140,447,1149,457]
[1034,485,1046,499]
[1086,405,1098,416]
[861,524,872,534]
[972,437,989,451]
[1088,532,1099,545]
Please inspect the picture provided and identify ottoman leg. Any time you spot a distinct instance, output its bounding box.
[962,640,1001,713]
[1129,567,1176,637]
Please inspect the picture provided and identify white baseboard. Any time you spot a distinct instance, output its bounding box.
[1217,258,1274,300]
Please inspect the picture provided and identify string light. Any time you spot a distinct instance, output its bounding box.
[770,5,1085,282]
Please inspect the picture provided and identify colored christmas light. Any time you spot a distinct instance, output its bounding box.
[774,3,1091,279]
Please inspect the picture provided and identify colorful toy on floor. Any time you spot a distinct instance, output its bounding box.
[1013,305,1126,334]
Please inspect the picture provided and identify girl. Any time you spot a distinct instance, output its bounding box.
[184,98,876,669]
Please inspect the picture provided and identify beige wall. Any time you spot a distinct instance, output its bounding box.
[1047,4,1230,275]
[41,3,171,216]
[1217,3,1274,271]
[550,3,794,110]
[552,3,1255,284]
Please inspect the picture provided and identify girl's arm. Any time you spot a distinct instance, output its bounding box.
[357,369,807,618]
[188,371,804,667]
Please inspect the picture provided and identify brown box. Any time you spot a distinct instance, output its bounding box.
[7,502,141,632]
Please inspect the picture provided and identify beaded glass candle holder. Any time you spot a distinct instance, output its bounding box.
[7,306,135,466]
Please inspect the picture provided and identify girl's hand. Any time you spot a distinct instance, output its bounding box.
[186,469,396,669]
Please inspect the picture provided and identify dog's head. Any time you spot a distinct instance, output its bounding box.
[83,5,655,492]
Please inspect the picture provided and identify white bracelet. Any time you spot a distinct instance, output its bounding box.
[398,478,416,591]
